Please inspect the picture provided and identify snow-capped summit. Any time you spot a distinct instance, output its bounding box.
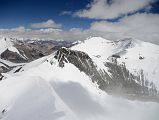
[72,37,114,57]
[72,37,138,58]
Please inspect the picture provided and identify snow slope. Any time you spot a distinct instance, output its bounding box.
[1,51,159,120]
[0,76,77,120]
[0,37,159,120]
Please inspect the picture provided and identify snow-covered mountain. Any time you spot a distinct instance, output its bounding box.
[71,37,159,100]
[0,37,159,120]
[0,36,72,62]
[0,36,72,78]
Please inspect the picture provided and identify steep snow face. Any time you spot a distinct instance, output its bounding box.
[1,54,159,120]
[0,36,13,54]
[71,37,116,71]
[0,36,26,60]
[117,40,159,88]
[72,37,114,58]
[71,37,136,61]
[72,37,159,89]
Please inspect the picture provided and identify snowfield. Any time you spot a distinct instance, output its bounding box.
[0,76,77,120]
[0,37,159,120]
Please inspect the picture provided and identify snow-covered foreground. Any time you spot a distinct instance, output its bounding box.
[0,54,159,120]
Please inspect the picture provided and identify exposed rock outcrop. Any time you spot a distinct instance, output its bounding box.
[53,47,159,102]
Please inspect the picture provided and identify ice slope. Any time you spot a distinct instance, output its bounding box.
[72,37,159,89]
[0,53,159,120]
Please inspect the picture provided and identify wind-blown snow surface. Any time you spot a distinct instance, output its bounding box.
[0,53,159,120]
[0,37,159,120]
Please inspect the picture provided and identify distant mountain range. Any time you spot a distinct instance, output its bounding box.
[0,36,72,75]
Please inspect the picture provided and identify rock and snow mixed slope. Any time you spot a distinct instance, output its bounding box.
[0,36,72,63]
[0,36,27,59]
[72,37,159,98]
[0,37,159,120]
[72,37,159,85]
[0,36,13,54]
[0,36,72,78]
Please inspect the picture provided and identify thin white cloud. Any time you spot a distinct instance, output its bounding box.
[74,0,156,19]
[0,27,109,42]
[0,13,159,45]
[11,26,31,32]
[60,11,72,15]
[30,19,62,29]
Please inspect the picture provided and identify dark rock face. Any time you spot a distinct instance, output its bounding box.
[0,39,73,63]
[1,49,27,63]
[0,61,12,80]
[14,40,73,62]
[0,73,4,80]
[139,56,144,60]
[105,62,158,100]
[54,47,108,90]
[12,42,53,62]
[0,61,11,73]
[0,60,23,78]
[111,54,121,58]
[54,47,159,102]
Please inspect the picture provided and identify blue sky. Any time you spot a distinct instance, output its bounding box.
[0,0,159,44]
[0,0,158,29]
[0,0,93,29]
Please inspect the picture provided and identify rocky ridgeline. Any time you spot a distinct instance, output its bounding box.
[54,47,159,102]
